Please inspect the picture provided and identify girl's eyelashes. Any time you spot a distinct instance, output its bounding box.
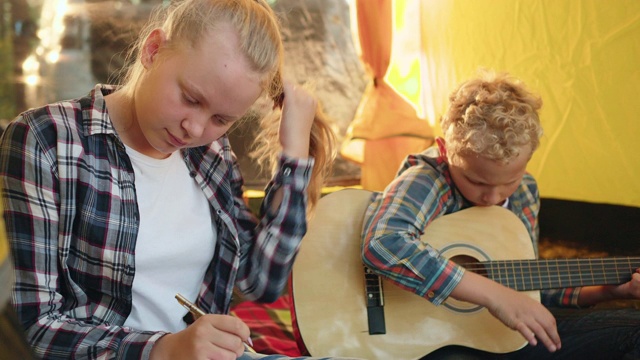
[214,115,229,126]
[181,88,232,126]
[183,92,199,105]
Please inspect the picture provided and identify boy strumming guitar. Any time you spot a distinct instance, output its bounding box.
[361,70,640,359]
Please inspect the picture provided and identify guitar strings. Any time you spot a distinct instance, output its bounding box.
[363,257,640,295]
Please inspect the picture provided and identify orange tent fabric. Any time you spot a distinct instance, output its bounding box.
[340,0,433,191]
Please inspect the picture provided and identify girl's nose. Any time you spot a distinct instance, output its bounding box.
[181,114,207,139]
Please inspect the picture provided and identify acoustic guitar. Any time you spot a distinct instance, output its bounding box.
[290,189,640,360]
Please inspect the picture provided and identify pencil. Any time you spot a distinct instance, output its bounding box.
[175,293,257,353]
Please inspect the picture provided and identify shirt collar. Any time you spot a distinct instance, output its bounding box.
[83,84,120,137]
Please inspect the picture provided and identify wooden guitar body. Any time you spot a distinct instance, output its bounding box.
[290,189,538,359]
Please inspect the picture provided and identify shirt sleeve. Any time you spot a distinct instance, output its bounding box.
[235,153,314,303]
[361,162,465,306]
[0,117,165,359]
[541,288,582,307]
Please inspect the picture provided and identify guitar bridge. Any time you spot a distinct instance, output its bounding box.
[364,267,386,335]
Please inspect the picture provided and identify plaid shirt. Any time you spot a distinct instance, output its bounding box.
[0,85,313,359]
[362,147,579,308]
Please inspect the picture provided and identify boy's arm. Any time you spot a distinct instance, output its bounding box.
[575,271,640,306]
[361,164,464,305]
[452,270,561,352]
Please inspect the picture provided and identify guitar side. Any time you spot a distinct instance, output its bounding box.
[291,189,539,360]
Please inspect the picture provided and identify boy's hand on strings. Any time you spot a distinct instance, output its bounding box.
[612,268,640,299]
[574,268,640,307]
[598,268,640,301]
[452,271,561,353]
[487,286,561,353]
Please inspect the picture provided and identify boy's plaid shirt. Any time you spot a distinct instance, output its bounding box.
[362,147,580,309]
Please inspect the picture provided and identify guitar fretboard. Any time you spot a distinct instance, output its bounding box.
[466,257,640,290]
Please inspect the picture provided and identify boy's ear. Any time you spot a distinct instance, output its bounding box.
[436,137,448,161]
[141,29,167,68]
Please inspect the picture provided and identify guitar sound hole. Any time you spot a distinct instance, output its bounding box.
[451,255,488,277]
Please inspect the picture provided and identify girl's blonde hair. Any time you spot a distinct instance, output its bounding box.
[249,80,337,213]
[118,0,336,212]
[441,70,543,163]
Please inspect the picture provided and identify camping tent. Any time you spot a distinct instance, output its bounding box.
[340,0,640,249]
[342,0,640,208]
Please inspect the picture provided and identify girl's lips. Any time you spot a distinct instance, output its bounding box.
[167,131,187,147]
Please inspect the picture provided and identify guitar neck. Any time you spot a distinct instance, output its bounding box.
[470,257,640,291]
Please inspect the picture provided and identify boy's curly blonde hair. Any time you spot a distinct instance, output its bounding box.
[441,71,543,163]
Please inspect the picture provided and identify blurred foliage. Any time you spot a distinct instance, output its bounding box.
[0,34,16,121]
[0,0,40,121]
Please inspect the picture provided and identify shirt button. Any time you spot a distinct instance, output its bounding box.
[427,291,435,298]
[189,171,197,178]
[216,209,222,215]
[283,167,292,176]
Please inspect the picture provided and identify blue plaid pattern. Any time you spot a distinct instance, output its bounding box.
[0,84,315,359]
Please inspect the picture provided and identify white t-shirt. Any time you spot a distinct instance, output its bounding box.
[123,147,215,333]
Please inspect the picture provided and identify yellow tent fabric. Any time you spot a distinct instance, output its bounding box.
[349,0,640,207]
